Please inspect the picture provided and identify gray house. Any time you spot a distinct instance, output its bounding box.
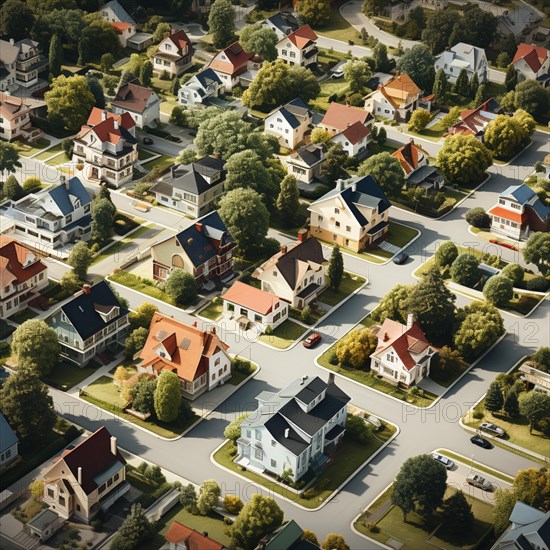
[0,413,19,467]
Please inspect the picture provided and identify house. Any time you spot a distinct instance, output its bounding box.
[42,427,129,522]
[72,107,138,187]
[151,211,236,289]
[512,43,550,87]
[263,12,300,40]
[392,139,444,189]
[0,237,48,318]
[165,520,226,550]
[99,0,152,50]
[492,501,550,549]
[137,313,232,399]
[369,314,435,387]
[364,73,422,122]
[258,520,321,550]
[4,176,93,252]
[152,29,194,78]
[111,81,160,128]
[497,5,542,41]
[331,121,372,158]
[320,102,374,137]
[0,92,42,142]
[264,99,313,149]
[150,155,225,218]
[487,184,550,241]
[13,38,48,89]
[519,363,550,394]
[47,281,130,366]
[0,413,19,468]
[252,230,325,308]
[221,281,288,332]
[235,375,351,482]
[308,176,391,252]
[283,142,326,184]
[447,98,501,139]
[276,25,318,67]
[0,39,19,91]
[434,42,488,84]
[178,68,224,106]
[209,42,260,92]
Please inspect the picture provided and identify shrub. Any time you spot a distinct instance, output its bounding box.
[408,386,420,396]
[483,275,513,306]
[525,276,550,292]
[224,495,244,514]
[224,516,234,525]
[301,305,313,324]
[435,241,458,268]
[23,177,42,193]
[472,408,484,420]
[233,358,253,374]
[465,207,490,228]
[346,414,372,443]
[451,253,482,287]
[500,263,524,287]
[328,351,338,365]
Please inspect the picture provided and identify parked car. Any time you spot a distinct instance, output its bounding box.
[331,70,344,79]
[431,452,454,470]
[143,137,153,145]
[470,434,493,449]
[303,333,322,349]
[466,473,493,491]
[479,422,505,437]
[393,252,409,265]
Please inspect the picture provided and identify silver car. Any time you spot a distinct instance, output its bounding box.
[431,452,454,470]
[466,473,493,491]
[479,422,505,437]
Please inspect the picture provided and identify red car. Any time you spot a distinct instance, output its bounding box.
[303,333,322,348]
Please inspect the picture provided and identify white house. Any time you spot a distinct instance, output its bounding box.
[236,375,351,482]
[392,139,444,189]
[0,39,19,91]
[434,42,488,84]
[276,24,318,67]
[209,42,260,92]
[264,98,312,149]
[283,142,326,184]
[330,121,371,158]
[13,38,48,89]
[0,92,42,142]
[221,281,288,332]
[111,81,160,128]
[369,314,435,387]
[99,0,136,48]
[512,43,550,86]
[252,230,325,308]
[178,68,223,106]
[0,413,19,468]
[152,29,194,78]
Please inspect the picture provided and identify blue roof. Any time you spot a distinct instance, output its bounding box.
[502,183,550,222]
[0,413,18,452]
[47,178,92,217]
[195,68,222,88]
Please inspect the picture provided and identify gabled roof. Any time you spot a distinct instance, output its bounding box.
[321,102,372,131]
[209,41,254,76]
[47,177,92,216]
[286,24,318,49]
[165,521,224,550]
[436,42,487,73]
[270,98,312,130]
[58,281,128,341]
[112,81,156,114]
[54,426,126,495]
[163,29,193,55]
[448,99,500,136]
[265,12,299,37]
[263,520,306,550]
[380,73,421,106]
[513,43,549,73]
[0,237,47,288]
[0,412,18,452]
[100,0,136,25]
[392,140,429,175]
[487,205,526,224]
[337,120,371,144]
[78,108,136,146]
[500,184,550,222]
[0,39,19,65]
[222,281,282,315]
[290,142,326,167]
[138,313,229,383]
[194,68,222,88]
[0,92,30,121]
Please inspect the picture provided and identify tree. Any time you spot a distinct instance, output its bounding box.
[520,391,550,434]
[493,489,517,533]
[408,269,456,345]
[0,369,55,441]
[515,80,550,118]
[23,177,42,193]
[49,33,63,78]
[129,303,159,331]
[484,115,528,161]
[154,370,181,423]
[179,484,198,512]
[523,232,550,275]
[60,271,81,294]
[3,175,24,200]
[392,454,447,520]
[396,44,435,91]
[436,134,492,186]
[125,327,148,359]
[152,21,171,44]
[336,327,377,369]
[67,241,93,280]
[474,83,488,107]
[197,479,221,515]
[224,413,250,443]
[295,0,331,26]
[434,241,458,268]
[483,275,513,307]
[323,143,348,184]
[346,414,372,443]
[140,60,153,88]
[358,152,405,197]
[327,245,344,291]
[194,111,251,158]
[78,13,120,64]
[110,503,153,550]
[450,253,481,287]
[224,495,243,514]
[513,467,550,510]
[372,284,413,324]
[87,76,105,109]
[505,64,518,91]
[0,0,35,40]
[441,491,473,531]
[132,376,157,415]
[465,207,490,229]
[165,269,198,305]
[45,75,95,132]
[302,531,319,545]
[343,59,372,93]
[219,189,269,254]
[114,365,129,387]
[422,10,461,54]
[240,24,277,61]
[468,72,479,100]
[11,319,59,376]
[532,347,550,373]
[310,128,331,144]
[362,0,384,16]
[100,52,115,73]
[453,68,470,97]
[504,388,520,418]
[432,69,448,103]
[0,143,22,180]
[230,494,284,550]
[321,534,349,550]
[408,109,432,133]
[208,0,235,49]
[485,381,504,412]
[372,43,393,72]
[276,174,300,222]
[439,106,460,130]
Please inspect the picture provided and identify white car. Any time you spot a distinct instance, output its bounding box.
[431,452,454,470]
[479,422,505,437]
[331,69,344,79]
[466,473,493,491]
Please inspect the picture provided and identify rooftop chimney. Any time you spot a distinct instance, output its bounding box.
[113,119,119,130]
[77,467,82,485]
[195,222,203,232]
[213,152,221,160]
[192,321,197,327]
[407,313,414,330]
[171,165,178,178]
[9,38,14,45]
[110,436,117,456]
[327,372,335,385]
[82,284,92,295]
[284,428,289,438]
[101,110,107,121]
[281,245,287,254]
[336,178,346,192]
[60,174,67,188]
[297,228,308,242]
[300,375,308,385]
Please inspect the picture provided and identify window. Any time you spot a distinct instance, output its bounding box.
[335,221,340,227]
[254,448,263,460]
[318,215,323,222]
[114,473,120,482]
[255,429,262,441]
[59,496,66,506]
[215,357,220,366]
[334,208,340,214]
[271,459,277,467]
[271,440,276,447]
[211,373,216,381]
[98,483,106,494]
[47,488,55,499]
[246,430,251,438]
[346,225,351,232]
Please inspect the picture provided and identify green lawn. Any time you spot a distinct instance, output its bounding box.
[258,320,308,349]
[46,152,69,166]
[355,487,494,550]
[15,138,51,157]
[8,308,38,324]
[312,1,356,42]
[214,428,395,509]
[92,225,152,266]
[108,270,175,305]
[505,293,544,316]
[199,300,223,321]
[81,376,197,439]
[44,360,101,391]
[318,272,366,307]
[311,78,350,112]
[142,154,176,172]
[159,98,178,116]
[34,143,64,161]
[108,360,137,377]
[41,280,71,306]
[228,362,257,386]
[384,221,419,249]
[434,449,515,483]
[138,148,157,161]
[406,121,447,142]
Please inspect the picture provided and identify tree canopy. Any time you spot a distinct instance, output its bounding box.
[396,44,435,91]
[165,269,198,305]
[523,233,550,275]
[208,0,236,49]
[358,152,405,197]
[240,24,278,61]
[11,320,60,376]
[295,0,332,27]
[336,327,377,369]
[154,370,181,423]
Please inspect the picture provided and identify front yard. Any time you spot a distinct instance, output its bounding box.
[14,138,51,157]
[318,272,366,307]
[92,225,151,266]
[141,154,177,173]
[44,359,102,391]
[8,308,38,324]
[258,320,308,349]
[34,143,64,161]
[311,77,350,113]
[198,299,223,321]
[108,270,175,305]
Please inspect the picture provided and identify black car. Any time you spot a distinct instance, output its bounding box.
[470,434,493,449]
[143,137,153,145]
[393,252,409,265]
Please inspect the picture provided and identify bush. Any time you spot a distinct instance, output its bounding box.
[64,425,81,443]
[472,408,484,420]
[500,263,524,287]
[224,516,234,525]
[483,275,513,306]
[233,358,253,374]
[435,241,458,268]
[23,177,42,193]
[328,351,338,365]
[346,414,372,443]
[465,207,490,229]
[451,253,482,287]
[525,276,550,292]
[224,495,244,514]
[301,305,313,324]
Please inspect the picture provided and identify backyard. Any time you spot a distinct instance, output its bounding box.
[198,299,223,321]
[141,154,177,173]
[311,77,350,112]
[258,320,308,349]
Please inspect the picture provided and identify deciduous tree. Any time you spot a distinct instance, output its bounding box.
[396,44,435,90]
[513,467,550,510]
[67,241,93,280]
[208,0,236,49]
[523,232,550,275]
[504,389,520,418]
[322,534,349,550]
[0,0,35,40]
[224,413,250,443]
[197,479,221,515]
[483,275,513,307]
[358,152,405,197]
[0,143,22,180]
[240,24,278,61]
[343,59,372,93]
[371,284,413,324]
[3,175,24,200]
[408,109,432,133]
[434,241,458,268]
[336,327,377,369]
[532,347,550,373]
[450,253,481,287]
[323,143,348,184]
[179,484,198,512]
[125,327,148,359]
[132,376,157,415]
[465,207,490,228]
[165,269,198,305]
[295,0,331,26]
[11,320,59,376]
[276,174,300,223]
[154,370,181,423]
[129,303,159,331]
[520,392,550,434]
[91,197,116,246]
[111,503,153,550]
[505,64,518,91]
[514,80,550,118]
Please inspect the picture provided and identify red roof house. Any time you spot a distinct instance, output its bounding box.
[165,521,225,550]
[512,43,550,82]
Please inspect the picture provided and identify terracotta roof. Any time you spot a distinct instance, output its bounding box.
[287,24,318,49]
[321,102,372,131]
[112,81,156,115]
[222,281,281,315]
[373,318,430,371]
[0,92,30,121]
[165,521,224,550]
[165,29,193,54]
[380,73,421,106]
[487,205,526,224]
[209,41,254,76]
[77,108,136,145]
[111,21,132,33]
[138,313,229,383]
[513,43,549,73]
[392,140,429,175]
[340,120,371,144]
[53,427,126,495]
[0,237,47,288]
